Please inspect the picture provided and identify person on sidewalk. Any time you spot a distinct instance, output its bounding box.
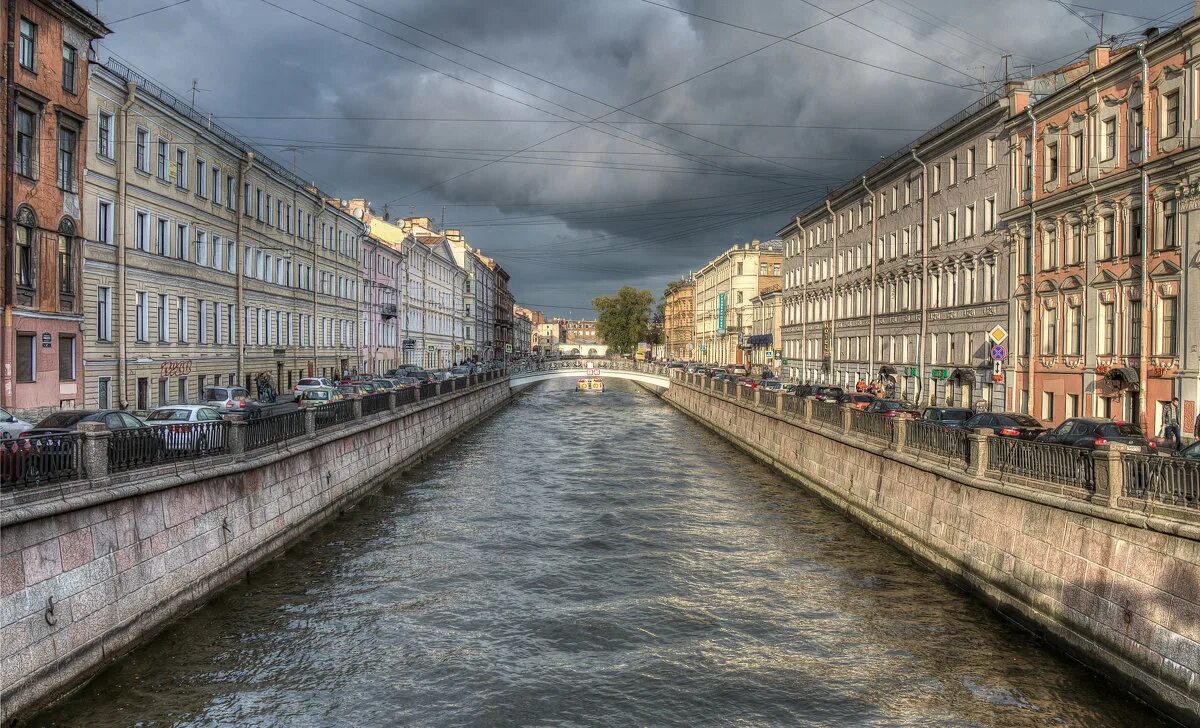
[1163,397,1182,451]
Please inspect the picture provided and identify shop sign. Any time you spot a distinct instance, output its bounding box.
[403,339,416,350]
[160,360,193,377]
[903,366,919,377]
[931,368,950,380]
[717,293,726,333]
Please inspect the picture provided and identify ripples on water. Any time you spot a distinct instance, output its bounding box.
[33,380,1160,727]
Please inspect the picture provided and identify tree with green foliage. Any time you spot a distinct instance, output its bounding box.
[592,286,654,355]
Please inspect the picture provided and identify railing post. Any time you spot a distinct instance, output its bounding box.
[776,393,784,415]
[840,405,852,436]
[892,416,907,453]
[303,407,317,435]
[388,391,398,410]
[967,428,991,476]
[77,421,110,480]
[351,395,363,420]
[803,397,813,424]
[227,420,247,455]
[754,388,762,407]
[1091,444,1122,507]
[414,386,422,403]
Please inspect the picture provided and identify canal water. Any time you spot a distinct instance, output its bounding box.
[33,379,1161,727]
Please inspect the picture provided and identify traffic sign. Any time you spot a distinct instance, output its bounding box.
[992,359,1003,376]
[987,325,1008,345]
[990,344,1006,360]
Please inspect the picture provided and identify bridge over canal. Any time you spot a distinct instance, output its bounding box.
[508,360,672,390]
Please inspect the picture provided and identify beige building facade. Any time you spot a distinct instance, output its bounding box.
[662,280,694,360]
[694,240,783,366]
[748,286,782,374]
[84,60,363,410]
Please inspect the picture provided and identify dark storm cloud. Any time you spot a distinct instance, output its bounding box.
[100,0,1187,313]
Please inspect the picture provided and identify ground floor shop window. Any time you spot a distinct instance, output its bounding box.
[16,333,36,382]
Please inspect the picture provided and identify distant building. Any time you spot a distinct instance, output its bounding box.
[534,321,562,354]
[694,239,783,366]
[662,280,694,359]
[512,307,532,358]
[748,286,782,374]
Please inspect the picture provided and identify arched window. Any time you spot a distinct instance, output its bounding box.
[58,217,77,295]
[15,205,37,289]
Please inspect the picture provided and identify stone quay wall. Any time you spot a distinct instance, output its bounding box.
[0,380,511,720]
[659,378,1199,724]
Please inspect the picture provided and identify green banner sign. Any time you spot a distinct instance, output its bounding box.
[717,292,726,334]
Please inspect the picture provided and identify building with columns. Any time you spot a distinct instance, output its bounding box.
[2,0,109,419]
[1001,19,1198,436]
[83,59,363,412]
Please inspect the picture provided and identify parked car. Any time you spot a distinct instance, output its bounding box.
[293,377,335,400]
[838,393,876,410]
[144,405,226,452]
[864,399,920,418]
[450,366,472,378]
[920,407,974,428]
[730,364,748,376]
[758,380,784,391]
[298,387,344,407]
[960,412,1048,439]
[391,377,420,389]
[336,384,372,398]
[0,407,32,440]
[371,379,396,392]
[1175,441,1200,460]
[737,377,758,388]
[203,386,261,418]
[26,409,165,460]
[1036,418,1155,453]
[814,386,845,402]
[409,370,436,384]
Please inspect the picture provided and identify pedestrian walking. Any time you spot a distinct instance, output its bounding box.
[1163,397,1182,451]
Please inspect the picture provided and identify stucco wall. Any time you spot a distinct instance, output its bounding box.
[0,380,511,720]
[661,381,1199,724]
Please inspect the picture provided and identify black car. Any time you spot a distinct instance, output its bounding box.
[1175,441,1200,460]
[814,386,844,402]
[409,371,437,384]
[865,399,920,418]
[24,409,148,435]
[921,407,974,428]
[22,409,165,469]
[960,412,1048,439]
[1036,418,1155,453]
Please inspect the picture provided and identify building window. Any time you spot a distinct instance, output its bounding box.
[1101,213,1115,259]
[136,128,149,172]
[1158,296,1178,356]
[1099,301,1114,354]
[1065,304,1082,356]
[1160,198,1177,249]
[176,148,188,188]
[15,109,36,178]
[196,159,207,197]
[1068,223,1082,264]
[56,126,77,192]
[1101,117,1116,161]
[97,286,112,341]
[1164,91,1180,138]
[1040,305,1057,355]
[99,377,111,409]
[16,334,35,382]
[1041,391,1054,422]
[62,45,77,93]
[177,223,189,260]
[986,138,995,167]
[966,146,976,177]
[59,335,76,381]
[16,223,34,288]
[19,18,36,70]
[983,197,996,231]
[136,292,148,342]
[158,294,169,341]
[98,111,114,159]
[1129,207,1143,255]
[177,297,188,343]
[1130,106,1143,151]
[932,164,941,192]
[1070,131,1084,172]
[1040,231,1056,270]
[58,234,74,294]
[212,168,222,204]
[1129,301,1142,356]
[1046,141,1058,182]
[964,204,975,237]
[949,155,957,185]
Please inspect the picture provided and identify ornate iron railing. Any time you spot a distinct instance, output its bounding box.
[246,410,306,451]
[108,428,167,472]
[850,409,892,443]
[146,421,229,461]
[906,420,970,466]
[0,434,82,489]
[811,400,842,429]
[395,387,417,407]
[315,400,356,430]
[1122,454,1199,509]
[361,393,392,417]
[419,382,438,399]
[987,438,1095,492]
[759,390,777,408]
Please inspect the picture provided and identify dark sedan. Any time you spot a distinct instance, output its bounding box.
[814,386,844,402]
[865,399,920,418]
[920,407,974,428]
[1036,418,1156,453]
[960,412,1048,439]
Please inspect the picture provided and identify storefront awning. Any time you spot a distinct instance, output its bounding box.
[746,334,773,347]
[1105,367,1140,389]
[879,365,897,375]
[949,367,976,385]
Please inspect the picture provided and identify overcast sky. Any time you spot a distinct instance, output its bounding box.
[96,0,1190,316]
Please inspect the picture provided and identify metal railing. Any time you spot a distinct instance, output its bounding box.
[906,420,970,466]
[361,393,392,417]
[1122,454,1199,508]
[419,382,438,399]
[987,438,1095,492]
[108,428,167,473]
[246,410,306,451]
[315,399,356,430]
[439,381,454,396]
[759,390,777,408]
[0,434,82,489]
[395,387,417,407]
[850,409,892,443]
[811,400,842,429]
[782,394,802,416]
[455,377,467,391]
[147,421,229,460]
[738,385,753,401]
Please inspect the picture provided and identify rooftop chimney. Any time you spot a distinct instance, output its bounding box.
[1007,82,1031,116]
[1145,27,1160,39]
[1088,44,1111,71]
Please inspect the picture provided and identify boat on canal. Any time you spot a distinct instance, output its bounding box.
[576,377,604,392]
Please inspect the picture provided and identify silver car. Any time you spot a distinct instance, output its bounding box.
[0,407,32,440]
[145,405,227,452]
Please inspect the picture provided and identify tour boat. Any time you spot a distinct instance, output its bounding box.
[576,377,604,392]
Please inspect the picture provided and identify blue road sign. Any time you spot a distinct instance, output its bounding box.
[990,344,1006,360]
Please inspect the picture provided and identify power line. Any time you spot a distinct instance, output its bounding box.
[106,0,193,25]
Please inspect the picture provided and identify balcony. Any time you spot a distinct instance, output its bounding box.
[381,303,398,319]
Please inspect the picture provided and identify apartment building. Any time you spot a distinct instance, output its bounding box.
[361,225,404,375]
[1,0,108,418]
[780,90,1011,409]
[748,285,782,374]
[83,60,363,411]
[1002,20,1199,435]
[694,240,783,366]
[448,231,496,360]
[534,321,562,353]
[513,308,532,359]
[513,304,539,353]
[662,280,694,360]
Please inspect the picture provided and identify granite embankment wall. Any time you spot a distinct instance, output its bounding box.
[659,379,1199,723]
[0,380,511,720]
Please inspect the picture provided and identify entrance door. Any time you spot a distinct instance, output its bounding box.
[136,378,149,411]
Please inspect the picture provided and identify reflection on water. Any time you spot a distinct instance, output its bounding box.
[33,379,1159,727]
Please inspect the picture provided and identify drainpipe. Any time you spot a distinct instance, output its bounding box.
[825,201,838,383]
[115,82,138,409]
[1137,42,1151,430]
[795,216,807,383]
[311,203,321,375]
[1025,106,1038,416]
[911,149,930,404]
[862,176,877,381]
[2,0,15,408]
[235,152,253,386]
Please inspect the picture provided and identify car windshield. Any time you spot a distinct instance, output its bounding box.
[1103,423,1145,437]
[1181,443,1200,460]
[305,391,330,400]
[147,409,192,422]
[1004,414,1042,427]
[35,412,89,428]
